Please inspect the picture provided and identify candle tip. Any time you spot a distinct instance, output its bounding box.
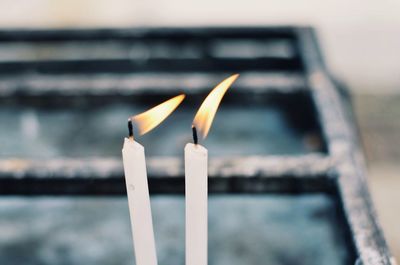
[192,125,198,145]
[128,119,134,141]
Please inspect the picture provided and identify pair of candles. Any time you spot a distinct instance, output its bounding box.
[122,74,239,265]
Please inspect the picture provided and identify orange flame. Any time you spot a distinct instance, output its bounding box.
[192,74,239,139]
[131,94,185,136]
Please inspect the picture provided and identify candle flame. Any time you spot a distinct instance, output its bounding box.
[192,74,239,139]
[131,94,185,135]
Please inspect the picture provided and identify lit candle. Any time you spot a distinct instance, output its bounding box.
[122,94,185,265]
[185,74,239,265]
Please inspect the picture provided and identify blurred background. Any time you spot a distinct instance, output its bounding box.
[0,0,398,262]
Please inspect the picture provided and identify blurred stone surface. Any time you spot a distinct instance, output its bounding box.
[0,195,350,265]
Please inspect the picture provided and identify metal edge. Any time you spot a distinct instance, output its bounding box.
[0,154,333,195]
[296,26,395,265]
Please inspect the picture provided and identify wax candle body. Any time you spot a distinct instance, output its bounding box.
[122,138,158,265]
[185,143,208,265]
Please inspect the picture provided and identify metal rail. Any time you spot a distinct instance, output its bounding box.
[0,26,394,265]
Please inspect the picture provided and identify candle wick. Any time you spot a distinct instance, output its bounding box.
[192,125,198,145]
[128,119,135,141]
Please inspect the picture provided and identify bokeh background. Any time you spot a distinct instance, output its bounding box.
[0,0,398,261]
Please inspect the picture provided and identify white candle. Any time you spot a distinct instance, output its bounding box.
[123,137,157,265]
[185,74,239,265]
[122,94,185,265]
[185,142,208,265]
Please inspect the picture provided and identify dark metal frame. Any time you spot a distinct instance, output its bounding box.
[0,27,394,265]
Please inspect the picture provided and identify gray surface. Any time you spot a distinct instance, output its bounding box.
[0,104,320,159]
[0,195,350,265]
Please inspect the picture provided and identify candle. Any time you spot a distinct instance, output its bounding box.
[122,94,185,265]
[185,74,239,265]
